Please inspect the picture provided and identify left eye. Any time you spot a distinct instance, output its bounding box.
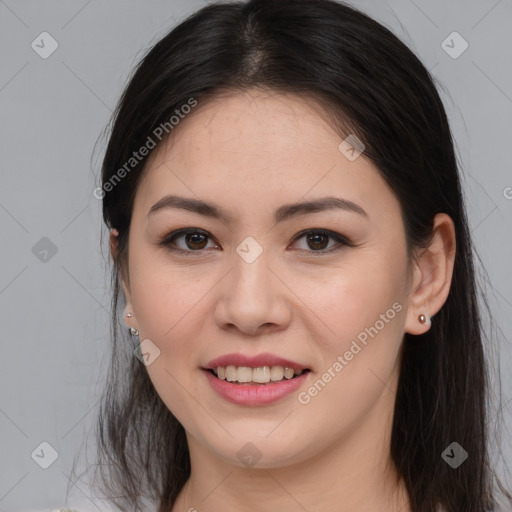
[160,228,351,254]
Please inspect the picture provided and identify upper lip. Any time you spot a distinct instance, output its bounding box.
[203,353,310,371]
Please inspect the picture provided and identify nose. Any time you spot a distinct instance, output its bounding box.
[214,249,292,337]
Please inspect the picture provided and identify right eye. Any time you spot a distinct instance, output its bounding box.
[159,228,219,254]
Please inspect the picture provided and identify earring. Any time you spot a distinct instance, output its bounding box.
[129,327,139,337]
[418,314,427,324]
[125,312,133,318]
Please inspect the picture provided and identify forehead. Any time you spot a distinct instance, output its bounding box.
[146,89,343,175]
[135,89,397,224]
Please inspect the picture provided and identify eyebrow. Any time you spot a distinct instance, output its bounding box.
[147,194,369,223]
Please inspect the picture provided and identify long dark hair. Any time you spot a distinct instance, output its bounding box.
[83,1,512,510]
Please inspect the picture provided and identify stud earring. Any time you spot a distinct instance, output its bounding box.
[418,314,427,324]
[129,327,139,337]
[125,312,133,318]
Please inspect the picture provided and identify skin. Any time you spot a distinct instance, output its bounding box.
[111,88,456,512]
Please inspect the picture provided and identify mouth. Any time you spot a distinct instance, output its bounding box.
[204,366,312,385]
[202,359,313,406]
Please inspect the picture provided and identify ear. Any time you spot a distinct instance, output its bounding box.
[110,228,136,327]
[404,213,456,335]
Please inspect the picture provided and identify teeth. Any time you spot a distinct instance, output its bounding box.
[214,365,305,384]
[283,367,295,379]
[237,366,253,383]
[252,366,270,383]
[270,366,284,381]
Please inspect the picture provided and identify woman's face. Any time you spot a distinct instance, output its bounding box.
[122,88,417,469]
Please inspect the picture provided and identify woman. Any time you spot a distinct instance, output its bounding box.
[89,0,512,510]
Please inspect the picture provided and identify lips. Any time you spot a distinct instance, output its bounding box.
[203,366,311,406]
[203,352,310,372]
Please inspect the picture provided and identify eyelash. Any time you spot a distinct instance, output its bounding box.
[158,228,354,256]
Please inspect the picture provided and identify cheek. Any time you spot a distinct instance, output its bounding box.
[128,257,209,424]
[295,269,406,427]
[132,277,203,344]
[128,242,203,337]
[297,256,408,414]
[299,253,406,345]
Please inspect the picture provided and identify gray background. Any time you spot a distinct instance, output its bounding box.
[1,0,511,511]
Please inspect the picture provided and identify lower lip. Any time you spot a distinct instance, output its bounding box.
[203,369,310,406]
